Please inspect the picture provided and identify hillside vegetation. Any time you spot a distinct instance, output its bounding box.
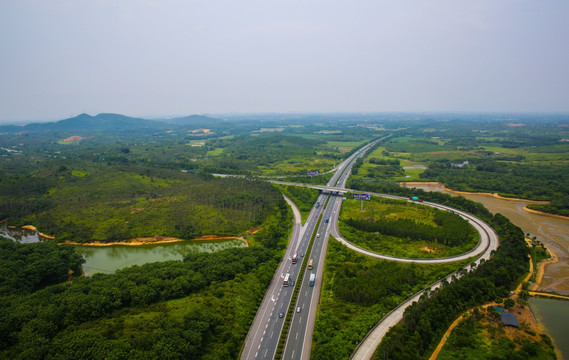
[0,166,281,242]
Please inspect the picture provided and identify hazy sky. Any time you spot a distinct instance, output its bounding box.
[1,1,568,123]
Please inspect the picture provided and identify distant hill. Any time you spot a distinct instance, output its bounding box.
[0,113,228,134]
[52,113,163,131]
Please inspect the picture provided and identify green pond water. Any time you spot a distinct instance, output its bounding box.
[528,297,569,360]
[73,239,247,276]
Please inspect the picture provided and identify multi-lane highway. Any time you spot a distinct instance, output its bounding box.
[240,195,316,360]
[242,138,383,360]
[281,139,383,360]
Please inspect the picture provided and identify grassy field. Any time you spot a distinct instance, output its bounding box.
[259,155,337,176]
[206,147,224,156]
[326,140,369,153]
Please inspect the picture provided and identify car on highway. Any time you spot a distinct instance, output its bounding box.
[279,312,284,318]
[316,233,320,238]
[296,307,301,313]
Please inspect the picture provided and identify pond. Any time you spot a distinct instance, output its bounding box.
[73,239,247,276]
[528,297,569,360]
[1,222,247,276]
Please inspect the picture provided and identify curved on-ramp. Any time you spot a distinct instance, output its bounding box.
[330,193,495,264]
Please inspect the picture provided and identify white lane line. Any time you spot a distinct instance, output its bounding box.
[264,348,268,357]
[263,330,266,335]
[255,352,258,358]
[296,332,299,340]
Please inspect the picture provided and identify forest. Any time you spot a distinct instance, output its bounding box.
[0,165,281,242]
[0,199,291,359]
[1,113,567,359]
[345,208,477,247]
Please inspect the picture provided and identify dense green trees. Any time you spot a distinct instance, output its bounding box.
[0,238,84,296]
[0,166,281,242]
[345,209,476,247]
[0,247,275,357]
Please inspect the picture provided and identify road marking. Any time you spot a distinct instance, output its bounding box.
[264,349,268,357]
[260,337,263,342]
[263,330,266,335]
[296,332,299,340]
[258,344,261,350]
[255,352,258,358]
[271,331,274,338]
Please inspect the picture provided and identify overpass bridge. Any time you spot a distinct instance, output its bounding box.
[267,180,353,195]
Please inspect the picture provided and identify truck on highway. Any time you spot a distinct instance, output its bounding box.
[292,252,298,264]
[283,273,290,287]
[309,273,316,286]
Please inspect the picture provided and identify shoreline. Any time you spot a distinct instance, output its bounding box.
[402,181,549,203]
[20,225,55,239]
[63,235,249,247]
[441,184,548,203]
[530,245,560,291]
[523,206,569,221]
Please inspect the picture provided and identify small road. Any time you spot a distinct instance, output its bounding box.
[331,195,494,264]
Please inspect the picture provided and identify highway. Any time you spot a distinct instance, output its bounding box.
[240,195,316,360]
[242,137,383,360]
[281,138,383,360]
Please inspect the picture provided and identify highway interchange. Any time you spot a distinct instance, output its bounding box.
[241,137,500,360]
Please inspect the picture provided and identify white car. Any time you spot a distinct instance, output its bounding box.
[316,233,320,238]
[296,307,301,313]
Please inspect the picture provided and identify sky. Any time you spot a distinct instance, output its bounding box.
[1,0,568,123]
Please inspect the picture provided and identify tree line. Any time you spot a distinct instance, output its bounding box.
[345,209,476,247]
[0,239,85,296]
